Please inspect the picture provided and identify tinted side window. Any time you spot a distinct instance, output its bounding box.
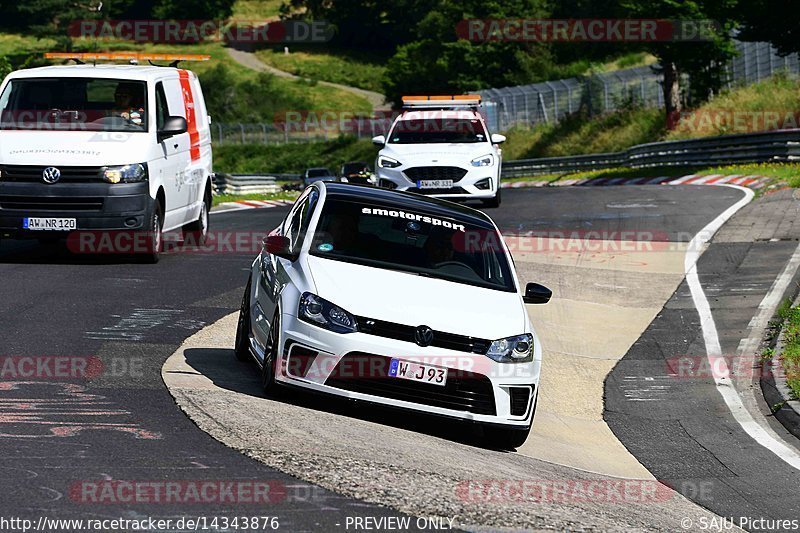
[283,189,319,253]
[155,82,168,130]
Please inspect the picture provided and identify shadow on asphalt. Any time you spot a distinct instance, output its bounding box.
[182,347,507,451]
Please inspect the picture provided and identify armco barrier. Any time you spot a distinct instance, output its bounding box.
[502,129,800,178]
[213,173,301,194]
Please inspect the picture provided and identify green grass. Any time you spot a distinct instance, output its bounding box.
[63,40,372,116]
[504,162,799,186]
[213,190,299,206]
[501,107,665,160]
[0,33,56,57]
[214,136,376,174]
[255,46,388,93]
[667,74,800,140]
[777,304,800,400]
[696,163,800,185]
[231,0,284,20]
[501,74,800,163]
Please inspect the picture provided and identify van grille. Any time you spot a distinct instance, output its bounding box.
[0,196,104,211]
[0,165,104,183]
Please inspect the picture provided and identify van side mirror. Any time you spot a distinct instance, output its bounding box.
[523,283,551,304]
[158,116,187,142]
[263,235,296,261]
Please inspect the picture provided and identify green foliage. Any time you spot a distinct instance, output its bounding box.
[214,137,376,174]
[0,56,11,79]
[737,0,800,57]
[619,0,739,110]
[667,74,800,139]
[255,46,387,93]
[501,106,665,160]
[152,0,236,19]
[199,63,311,123]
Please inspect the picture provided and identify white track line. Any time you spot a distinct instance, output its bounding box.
[685,184,800,471]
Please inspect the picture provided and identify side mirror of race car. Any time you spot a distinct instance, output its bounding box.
[263,235,296,261]
[523,283,552,304]
[371,135,386,146]
[490,133,506,144]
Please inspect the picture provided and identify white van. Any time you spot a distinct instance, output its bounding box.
[0,53,213,262]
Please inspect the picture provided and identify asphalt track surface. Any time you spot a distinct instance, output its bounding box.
[0,185,796,531]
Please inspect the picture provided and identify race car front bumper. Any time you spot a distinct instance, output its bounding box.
[376,165,500,200]
[269,311,540,428]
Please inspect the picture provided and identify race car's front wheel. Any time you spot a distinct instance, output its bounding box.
[482,187,501,208]
[234,277,252,362]
[261,310,282,396]
[483,425,530,450]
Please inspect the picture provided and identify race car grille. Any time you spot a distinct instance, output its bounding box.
[0,195,104,211]
[0,165,104,183]
[509,386,533,416]
[404,166,467,182]
[325,353,496,416]
[355,316,491,354]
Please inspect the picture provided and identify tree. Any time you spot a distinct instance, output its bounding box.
[735,0,800,56]
[619,0,738,118]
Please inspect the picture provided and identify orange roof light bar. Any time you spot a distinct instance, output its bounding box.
[401,94,481,107]
[45,52,211,63]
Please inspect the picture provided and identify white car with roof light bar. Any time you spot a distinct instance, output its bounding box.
[372,95,505,208]
[234,182,551,449]
[0,52,214,262]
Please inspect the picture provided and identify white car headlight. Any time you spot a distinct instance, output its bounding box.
[471,154,494,167]
[486,333,533,363]
[298,292,357,333]
[378,156,401,169]
[103,163,147,184]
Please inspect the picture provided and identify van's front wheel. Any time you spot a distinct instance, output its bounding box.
[183,192,210,246]
[143,199,163,263]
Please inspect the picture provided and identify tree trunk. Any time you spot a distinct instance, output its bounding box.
[662,61,682,128]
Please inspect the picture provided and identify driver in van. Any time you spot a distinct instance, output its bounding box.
[112,82,144,125]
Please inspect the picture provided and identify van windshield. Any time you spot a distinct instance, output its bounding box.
[0,78,148,132]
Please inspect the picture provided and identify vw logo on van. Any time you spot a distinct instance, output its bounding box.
[42,167,61,184]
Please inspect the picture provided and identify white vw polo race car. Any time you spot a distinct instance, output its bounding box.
[235,182,550,448]
[372,95,505,208]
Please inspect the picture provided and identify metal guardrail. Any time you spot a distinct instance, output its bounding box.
[212,173,301,194]
[501,129,800,178]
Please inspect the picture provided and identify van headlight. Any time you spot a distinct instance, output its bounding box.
[378,156,401,169]
[486,333,533,363]
[298,292,358,333]
[471,154,494,167]
[103,163,147,184]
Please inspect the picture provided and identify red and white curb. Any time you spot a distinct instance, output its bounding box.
[211,199,294,213]
[502,174,770,190]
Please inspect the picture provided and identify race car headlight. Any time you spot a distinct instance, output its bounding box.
[471,154,494,167]
[103,163,147,184]
[298,292,357,334]
[378,156,401,169]
[486,333,533,363]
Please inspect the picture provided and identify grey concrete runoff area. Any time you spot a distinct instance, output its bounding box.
[2,185,799,531]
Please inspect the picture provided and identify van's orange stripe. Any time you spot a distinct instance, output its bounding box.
[178,69,201,163]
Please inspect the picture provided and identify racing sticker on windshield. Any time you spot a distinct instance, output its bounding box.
[361,207,466,232]
[317,243,334,252]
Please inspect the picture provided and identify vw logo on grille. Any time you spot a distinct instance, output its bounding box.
[414,325,434,347]
[42,166,61,184]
